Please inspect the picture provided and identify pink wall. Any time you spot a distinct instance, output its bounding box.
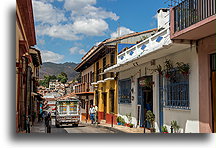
[198,35,216,133]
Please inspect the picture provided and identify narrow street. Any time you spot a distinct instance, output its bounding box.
[64,124,114,133]
[31,118,114,134]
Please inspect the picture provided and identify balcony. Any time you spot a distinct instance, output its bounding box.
[93,66,115,84]
[105,27,191,73]
[74,82,93,94]
[117,28,171,65]
[171,0,216,40]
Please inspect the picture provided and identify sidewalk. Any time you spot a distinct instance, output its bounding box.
[31,121,46,133]
[81,120,151,133]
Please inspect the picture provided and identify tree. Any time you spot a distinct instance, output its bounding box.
[50,75,57,80]
[57,72,68,84]
[39,74,57,87]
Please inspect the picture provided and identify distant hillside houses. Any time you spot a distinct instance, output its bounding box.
[38,79,78,99]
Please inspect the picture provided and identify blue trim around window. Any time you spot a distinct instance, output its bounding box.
[160,71,190,110]
[118,78,131,104]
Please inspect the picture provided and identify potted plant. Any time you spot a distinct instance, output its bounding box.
[171,120,180,133]
[161,125,168,133]
[126,113,133,127]
[145,110,155,133]
[121,120,126,126]
[116,116,122,125]
[176,62,190,78]
[122,121,126,126]
[129,123,134,128]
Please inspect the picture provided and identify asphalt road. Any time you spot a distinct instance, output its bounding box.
[63,124,114,133]
[50,118,114,133]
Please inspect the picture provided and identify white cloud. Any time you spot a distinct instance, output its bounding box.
[153,13,158,19]
[79,49,87,55]
[111,27,135,38]
[33,0,119,40]
[41,50,64,63]
[70,5,119,21]
[64,0,96,11]
[36,24,82,40]
[33,0,67,25]
[38,39,45,45]
[36,18,109,40]
[69,47,79,54]
[73,18,108,36]
[69,47,86,55]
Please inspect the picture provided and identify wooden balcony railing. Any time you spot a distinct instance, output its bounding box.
[75,82,92,93]
[173,0,216,32]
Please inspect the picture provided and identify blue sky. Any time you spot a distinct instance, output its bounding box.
[32,0,168,64]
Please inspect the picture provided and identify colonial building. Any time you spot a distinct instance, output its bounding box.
[74,61,94,122]
[170,0,216,133]
[105,8,202,132]
[16,0,42,132]
[75,28,157,124]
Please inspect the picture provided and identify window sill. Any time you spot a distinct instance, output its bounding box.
[163,106,191,111]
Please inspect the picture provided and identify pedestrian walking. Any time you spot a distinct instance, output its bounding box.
[26,115,30,133]
[45,112,51,133]
[93,105,98,124]
[89,105,96,124]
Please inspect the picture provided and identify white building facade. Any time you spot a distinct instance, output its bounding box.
[105,9,199,133]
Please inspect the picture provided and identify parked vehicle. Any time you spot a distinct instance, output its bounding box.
[55,97,80,127]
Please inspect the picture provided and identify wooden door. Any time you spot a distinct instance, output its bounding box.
[103,93,107,120]
[212,72,216,133]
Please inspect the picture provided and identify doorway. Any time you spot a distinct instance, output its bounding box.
[210,54,216,132]
[138,76,153,127]
[110,90,115,113]
[102,93,107,120]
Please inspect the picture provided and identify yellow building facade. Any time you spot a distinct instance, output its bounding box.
[75,29,157,124]
[92,48,118,124]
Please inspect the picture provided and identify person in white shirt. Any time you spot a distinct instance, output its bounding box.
[89,105,96,124]
[93,105,98,124]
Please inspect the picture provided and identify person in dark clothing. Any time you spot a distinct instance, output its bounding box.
[45,112,51,133]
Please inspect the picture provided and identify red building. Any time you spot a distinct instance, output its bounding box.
[16,0,42,133]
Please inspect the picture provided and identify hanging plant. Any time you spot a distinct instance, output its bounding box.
[164,59,175,79]
[143,77,154,88]
[176,62,190,78]
[151,64,163,75]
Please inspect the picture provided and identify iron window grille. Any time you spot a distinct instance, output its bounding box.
[159,70,190,109]
[118,78,131,104]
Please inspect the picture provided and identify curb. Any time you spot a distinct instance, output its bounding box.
[81,122,126,133]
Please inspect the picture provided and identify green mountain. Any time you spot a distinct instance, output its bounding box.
[39,62,79,81]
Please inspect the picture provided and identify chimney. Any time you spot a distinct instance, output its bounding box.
[157,8,170,29]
